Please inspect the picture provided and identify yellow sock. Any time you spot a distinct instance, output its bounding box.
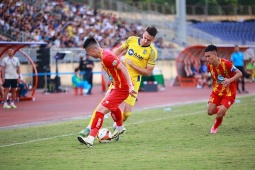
[89,110,97,127]
[122,112,131,122]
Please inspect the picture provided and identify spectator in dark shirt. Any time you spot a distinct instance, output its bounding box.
[79,54,94,95]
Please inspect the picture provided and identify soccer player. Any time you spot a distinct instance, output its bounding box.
[79,26,158,137]
[204,44,242,134]
[77,37,136,147]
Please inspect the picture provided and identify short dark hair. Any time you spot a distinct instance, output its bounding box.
[204,44,217,52]
[74,67,79,72]
[83,37,98,49]
[146,26,157,37]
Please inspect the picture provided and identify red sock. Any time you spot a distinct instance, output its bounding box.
[90,111,104,137]
[111,108,122,126]
[213,117,223,129]
[214,106,220,114]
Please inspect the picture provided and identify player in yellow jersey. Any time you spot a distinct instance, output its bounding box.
[78,26,158,138]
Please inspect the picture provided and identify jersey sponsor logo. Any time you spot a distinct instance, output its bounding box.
[128,49,144,60]
[143,49,147,54]
[128,49,134,55]
[112,60,118,66]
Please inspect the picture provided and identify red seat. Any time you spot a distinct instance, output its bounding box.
[74,87,83,95]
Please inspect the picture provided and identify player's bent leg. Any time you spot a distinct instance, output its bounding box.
[211,105,228,134]
[78,94,109,137]
[111,108,126,141]
[78,128,91,137]
[122,102,134,122]
[207,102,217,116]
[122,112,131,122]
[78,109,97,137]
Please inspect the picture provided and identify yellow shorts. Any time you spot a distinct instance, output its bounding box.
[125,75,141,106]
[109,75,141,106]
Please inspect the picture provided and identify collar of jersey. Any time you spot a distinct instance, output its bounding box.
[138,38,150,47]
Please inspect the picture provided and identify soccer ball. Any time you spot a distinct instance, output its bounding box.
[97,128,112,143]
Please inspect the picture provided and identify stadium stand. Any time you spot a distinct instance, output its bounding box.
[0,0,171,49]
[190,20,255,45]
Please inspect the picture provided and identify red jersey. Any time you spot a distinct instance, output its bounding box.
[207,58,237,96]
[101,50,128,89]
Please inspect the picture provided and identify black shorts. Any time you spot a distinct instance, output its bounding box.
[235,66,247,77]
[3,79,18,88]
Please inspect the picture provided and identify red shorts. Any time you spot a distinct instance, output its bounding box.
[101,88,129,111]
[208,92,236,109]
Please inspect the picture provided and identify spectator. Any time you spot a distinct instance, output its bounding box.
[83,54,94,95]
[17,75,30,97]
[199,59,212,87]
[1,48,21,109]
[184,58,194,77]
[0,67,4,99]
[1,1,173,50]
[231,45,248,93]
[245,58,255,82]
[72,67,91,95]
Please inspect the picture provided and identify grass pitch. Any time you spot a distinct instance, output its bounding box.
[0,96,254,170]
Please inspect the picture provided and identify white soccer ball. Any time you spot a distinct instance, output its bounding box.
[97,128,112,143]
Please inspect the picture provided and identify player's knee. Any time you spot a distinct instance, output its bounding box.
[217,112,225,119]
[207,109,214,115]
[216,115,224,120]
[208,112,214,116]
[122,112,131,122]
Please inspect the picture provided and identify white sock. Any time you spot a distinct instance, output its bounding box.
[4,102,7,105]
[88,135,94,143]
[116,125,123,131]
[11,102,14,105]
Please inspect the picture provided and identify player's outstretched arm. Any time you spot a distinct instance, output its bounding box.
[125,58,155,77]
[117,63,137,97]
[112,46,126,58]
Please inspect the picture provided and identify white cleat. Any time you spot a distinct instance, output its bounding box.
[77,136,93,148]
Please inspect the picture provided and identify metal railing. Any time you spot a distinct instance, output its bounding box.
[16,47,183,65]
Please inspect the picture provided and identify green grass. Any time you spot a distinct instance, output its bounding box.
[0,96,255,170]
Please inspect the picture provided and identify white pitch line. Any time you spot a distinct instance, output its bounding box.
[0,134,73,147]
[0,99,250,148]
[0,110,204,148]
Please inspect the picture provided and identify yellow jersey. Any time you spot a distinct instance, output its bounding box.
[121,36,158,77]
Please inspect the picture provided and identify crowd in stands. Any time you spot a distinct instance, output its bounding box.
[184,58,212,88]
[0,0,170,49]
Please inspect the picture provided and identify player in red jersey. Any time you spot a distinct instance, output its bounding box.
[77,37,137,147]
[204,44,242,134]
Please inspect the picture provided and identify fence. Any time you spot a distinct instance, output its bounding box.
[15,47,182,88]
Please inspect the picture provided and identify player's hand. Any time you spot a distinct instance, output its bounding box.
[129,85,137,98]
[222,78,230,87]
[124,58,134,67]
